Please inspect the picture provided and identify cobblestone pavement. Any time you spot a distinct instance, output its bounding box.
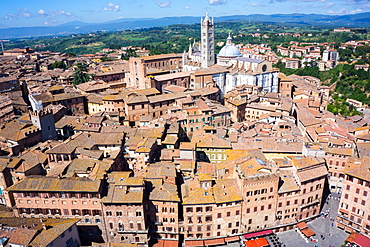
[277,192,349,247]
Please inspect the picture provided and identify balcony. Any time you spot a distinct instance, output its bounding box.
[336,215,362,231]
[117,228,147,234]
[337,215,361,226]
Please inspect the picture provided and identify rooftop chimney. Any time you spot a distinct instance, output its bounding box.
[42,224,48,230]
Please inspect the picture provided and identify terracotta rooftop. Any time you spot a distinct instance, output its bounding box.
[154,71,191,81]
[64,159,111,180]
[291,157,325,170]
[297,165,328,182]
[213,179,242,203]
[89,132,124,145]
[149,182,180,202]
[278,170,300,193]
[345,156,370,182]
[0,217,79,247]
[238,158,275,178]
[148,92,187,104]
[146,163,177,179]
[30,218,80,247]
[7,176,102,192]
[192,133,231,149]
[7,228,38,246]
[140,53,182,61]
[102,186,143,204]
[182,187,215,205]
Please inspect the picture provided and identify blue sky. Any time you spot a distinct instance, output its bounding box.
[0,0,369,28]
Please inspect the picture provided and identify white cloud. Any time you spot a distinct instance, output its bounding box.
[250,2,266,7]
[325,2,335,8]
[4,13,18,21]
[43,20,57,25]
[209,0,227,5]
[20,9,32,18]
[184,6,190,10]
[327,8,349,14]
[155,0,171,8]
[56,10,72,16]
[37,9,46,15]
[338,8,348,14]
[104,3,120,11]
[37,9,73,17]
[350,9,363,14]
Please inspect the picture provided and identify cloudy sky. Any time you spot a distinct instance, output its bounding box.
[0,0,368,28]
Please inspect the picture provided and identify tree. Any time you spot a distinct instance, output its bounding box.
[51,61,66,70]
[100,56,113,62]
[67,52,76,57]
[72,62,93,85]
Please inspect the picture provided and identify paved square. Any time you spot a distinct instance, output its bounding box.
[277,192,349,247]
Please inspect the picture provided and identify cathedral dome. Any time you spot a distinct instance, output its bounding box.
[218,35,241,57]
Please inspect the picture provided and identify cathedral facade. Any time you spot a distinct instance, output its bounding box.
[182,14,279,96]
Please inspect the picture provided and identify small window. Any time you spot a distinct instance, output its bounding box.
[66,237,74,247]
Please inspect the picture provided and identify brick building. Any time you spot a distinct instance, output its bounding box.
[5,176,106,244]
[336,157,370,238]
[145,163,181,242]
[102,172,147,246]
[146,181,181,241]
[0,76,19,92]
[275,157,327,229]
[31,91,86,115]
[166,96,231,136]
[0,95,15,125]
[278,73,293,98]
[192,133,232,163]
[126,54,183,89]
[182,178,243,245]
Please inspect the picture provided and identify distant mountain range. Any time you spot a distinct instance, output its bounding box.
[1,12,369,39]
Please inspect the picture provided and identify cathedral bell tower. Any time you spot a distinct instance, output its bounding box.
[201,13,215,68]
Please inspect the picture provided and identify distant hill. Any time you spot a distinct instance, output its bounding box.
[0,12,369,39]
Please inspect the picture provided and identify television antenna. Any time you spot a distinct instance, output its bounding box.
[0,40,10,54]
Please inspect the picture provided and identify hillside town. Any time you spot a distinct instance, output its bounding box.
[0,14,369,247]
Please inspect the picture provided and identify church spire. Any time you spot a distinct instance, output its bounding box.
[204,12,210,23]
[227,32,232,45]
